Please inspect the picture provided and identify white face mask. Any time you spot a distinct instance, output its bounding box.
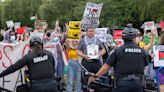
[10,36,15,41]
[53,37,60,42]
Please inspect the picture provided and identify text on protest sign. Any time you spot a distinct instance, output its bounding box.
[68,21,81,39]
[153,45,164,67]
[144,21,155,31]
[95,28,108,42]
[81,2,103,30]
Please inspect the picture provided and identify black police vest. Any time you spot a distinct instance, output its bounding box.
[114,45,145,75]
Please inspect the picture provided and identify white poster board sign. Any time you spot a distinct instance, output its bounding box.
[153,45,164,67]
[30,32,44,39]
[87,44,99,59]
[6,20,14,28]
[81,2,103,30]
[144,21,155,31]
[95,28,108,42]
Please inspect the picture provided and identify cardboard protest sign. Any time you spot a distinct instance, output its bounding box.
[160,21,164,30]
[81,2,103,30]
[6,20,14,28]
[144,21,155,31]
[68,21,81,39]
[35,20,47,32]
[153,45,164,67]
[69,21,81,29]
[113,30,124,47]
[95,28,108,42]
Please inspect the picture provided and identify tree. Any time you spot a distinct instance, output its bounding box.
[1,0,42,28]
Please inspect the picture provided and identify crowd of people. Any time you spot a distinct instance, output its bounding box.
[0,22,164,92]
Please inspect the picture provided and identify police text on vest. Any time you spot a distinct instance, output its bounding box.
[125,48,141,53]
[33,55,48,63]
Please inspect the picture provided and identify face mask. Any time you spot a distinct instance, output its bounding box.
[53,37,60,42]
[10,36,15,41]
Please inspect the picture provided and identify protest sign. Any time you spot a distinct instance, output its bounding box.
[153,45,164,67]
[35,20,47,32]
[144,21,155,31]
[87,44,99,59]
[0,41,68,91]
[30,31,44,39]
[69,21,81,29]
[6,20,14,28]
[0,42,29,91]
[81,2,103,30]
[113,30,124,47]
[95,28,108,42]
[160,21,164,30]
[14,22,21,30]
[68,21,81,39]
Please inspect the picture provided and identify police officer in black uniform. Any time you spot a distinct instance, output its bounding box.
[0,36,58,92]
[89,28,149,92]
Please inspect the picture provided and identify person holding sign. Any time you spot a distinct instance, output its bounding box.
[0,36,58,92]
[76,27,106,88]
[154,32,164,92]
[88,28,149,92]
[66,38,81,92]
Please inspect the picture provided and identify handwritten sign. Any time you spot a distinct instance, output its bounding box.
[0,42,29,91]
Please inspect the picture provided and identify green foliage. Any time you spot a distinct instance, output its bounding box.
[0,0,163,29]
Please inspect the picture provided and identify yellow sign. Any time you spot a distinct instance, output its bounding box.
[68,29,80,39]
[69,21,81,29]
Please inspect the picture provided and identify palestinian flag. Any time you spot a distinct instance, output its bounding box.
[158,51,164,60]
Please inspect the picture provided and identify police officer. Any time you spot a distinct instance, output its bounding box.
[89,28,149,92]
[0,36,58,92]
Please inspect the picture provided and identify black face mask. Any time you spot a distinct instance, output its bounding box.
[0,36,4,41]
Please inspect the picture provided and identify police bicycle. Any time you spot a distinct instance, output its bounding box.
[81,65,112,92]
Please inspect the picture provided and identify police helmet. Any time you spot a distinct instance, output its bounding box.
[122,28,137,41]
[29,36,43,47]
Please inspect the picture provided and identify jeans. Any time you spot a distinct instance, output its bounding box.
[56,58,64,78]
[112,79,143,92]
[67,59,81,92]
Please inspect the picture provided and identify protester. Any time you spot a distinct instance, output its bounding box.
[154,31,164,92]
[66,38,81,92]
[4,30,18,44]
[76,27,106,89]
